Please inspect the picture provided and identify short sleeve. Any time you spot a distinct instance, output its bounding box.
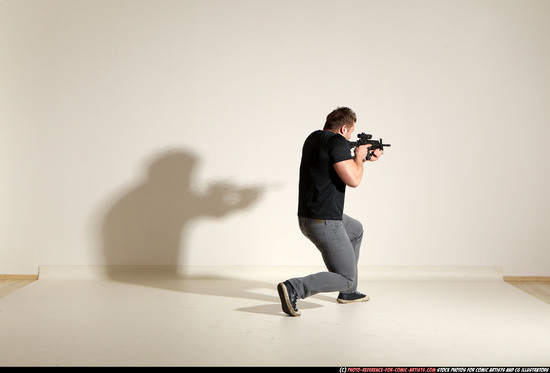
[327,134,352,164]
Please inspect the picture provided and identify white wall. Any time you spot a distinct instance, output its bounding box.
[2,0,549,276]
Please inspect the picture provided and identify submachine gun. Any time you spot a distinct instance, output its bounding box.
[349,133,391,160]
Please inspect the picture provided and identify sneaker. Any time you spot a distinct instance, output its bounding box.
[277,281,301,316]
[337,291,370,304]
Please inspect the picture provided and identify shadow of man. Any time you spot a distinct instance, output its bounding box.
[101,149,260,278]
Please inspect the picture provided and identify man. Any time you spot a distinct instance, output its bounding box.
[277,107,383,316]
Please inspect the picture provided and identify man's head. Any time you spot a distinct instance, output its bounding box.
[323,107,356,140]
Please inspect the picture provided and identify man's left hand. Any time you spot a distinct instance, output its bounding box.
[368,149,384,161]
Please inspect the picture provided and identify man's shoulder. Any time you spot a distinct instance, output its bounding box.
[327,132,347,144]
[306,130,344,143]
[303,131,349,157]
[306,129,326,139]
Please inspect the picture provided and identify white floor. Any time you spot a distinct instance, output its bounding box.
[1,266,550,367]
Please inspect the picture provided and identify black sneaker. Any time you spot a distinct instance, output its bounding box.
[337,291,370,304]
[277,281,301,316]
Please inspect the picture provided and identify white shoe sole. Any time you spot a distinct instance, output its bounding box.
[337,295,370,304]
[277,282,301,316]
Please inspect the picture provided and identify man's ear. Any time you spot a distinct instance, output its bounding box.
[340,124,354,136]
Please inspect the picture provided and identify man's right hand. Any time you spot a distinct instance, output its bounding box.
[354,144,371,163]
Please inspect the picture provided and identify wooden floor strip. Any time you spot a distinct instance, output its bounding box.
[503,276,550,282]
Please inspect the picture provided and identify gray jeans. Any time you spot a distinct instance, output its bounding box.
[288,214,364,299]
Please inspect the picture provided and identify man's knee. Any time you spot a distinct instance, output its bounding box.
[344,215,363,239]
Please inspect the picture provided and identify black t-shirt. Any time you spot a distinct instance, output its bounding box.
[297,130,353,220]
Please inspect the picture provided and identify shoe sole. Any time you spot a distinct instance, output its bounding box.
[277,282,301,316]
[337,295,370,304]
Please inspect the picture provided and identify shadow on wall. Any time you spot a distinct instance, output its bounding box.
[101,149,263,277]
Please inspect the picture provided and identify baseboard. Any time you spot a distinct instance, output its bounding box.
[34,265,506,282]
